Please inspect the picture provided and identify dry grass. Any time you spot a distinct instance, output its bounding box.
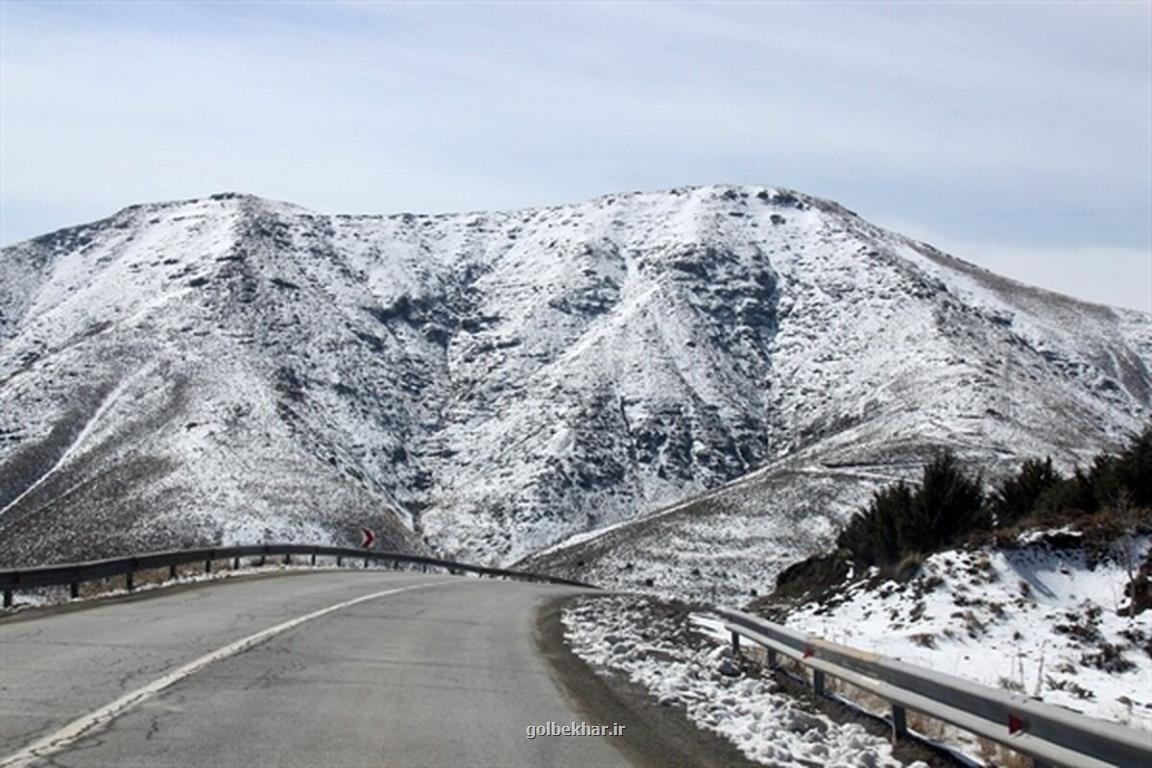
[831,677,1036,767]
[822,673,891,717]
[814,669,1030,765]
[730,635,1064,768]
[975,737,1033,768]
[905,710,950,743]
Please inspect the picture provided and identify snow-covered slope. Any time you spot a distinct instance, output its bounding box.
[782,531,1152,731]
[1,186,1148,569]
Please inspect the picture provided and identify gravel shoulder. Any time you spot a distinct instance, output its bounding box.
[548,593,975,768]
[536,594,763,768]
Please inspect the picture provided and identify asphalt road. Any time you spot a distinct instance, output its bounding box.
[0,571,638,768]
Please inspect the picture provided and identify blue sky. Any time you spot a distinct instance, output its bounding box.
[2,1,1149,309]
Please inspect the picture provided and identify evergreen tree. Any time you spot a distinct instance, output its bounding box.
[991,457,1061,526]
[1107,427,1151,507]
[901,450,987,554]
[833,430,1150,569]
[1035,465,1097,519]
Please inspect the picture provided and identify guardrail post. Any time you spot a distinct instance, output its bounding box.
[169,564,178,580]
[364,555,369,568]
[337,555,343,567]
[813,669,826,696]
[3,589,12,608]
[232,556,240,570]
[766,648,778,668]
[310,552,316,566]
[258,554,266,567]
[70,581,80,599]
[284,554,291,566]
[731,631,741,655]
[891,705,907,742]
[125,571,134,592]
[205,559,212,574]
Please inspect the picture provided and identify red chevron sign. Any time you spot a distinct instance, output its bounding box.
[360,527,376,549]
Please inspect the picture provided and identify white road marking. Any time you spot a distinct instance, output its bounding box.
[0,581,443,768]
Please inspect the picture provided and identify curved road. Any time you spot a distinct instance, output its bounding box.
[0,571,637,768]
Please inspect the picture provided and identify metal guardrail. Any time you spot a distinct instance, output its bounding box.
[714,607,1151,768]
[0,544,594,608]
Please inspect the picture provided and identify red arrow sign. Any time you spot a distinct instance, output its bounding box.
[360,527,376,549]
[1008,713,1026,735]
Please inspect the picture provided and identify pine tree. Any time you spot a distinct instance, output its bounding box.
[991,457,1061,526]
[903,451,986,554]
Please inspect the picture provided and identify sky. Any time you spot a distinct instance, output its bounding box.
[2,1,1150,310]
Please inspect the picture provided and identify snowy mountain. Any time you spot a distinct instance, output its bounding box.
[1,186,1148,570]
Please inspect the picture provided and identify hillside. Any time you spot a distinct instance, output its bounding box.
[775,529,1152,731]
[1,186,1148,570]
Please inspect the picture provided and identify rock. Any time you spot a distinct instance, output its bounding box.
[707,645,734,662]
[718,658,742,677]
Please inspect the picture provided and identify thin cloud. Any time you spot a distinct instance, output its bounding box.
[1,2,1148,310]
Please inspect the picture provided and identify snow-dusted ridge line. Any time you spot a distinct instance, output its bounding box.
[86,185,807,228]
[528,446,805,561]
[2,183,1148,574]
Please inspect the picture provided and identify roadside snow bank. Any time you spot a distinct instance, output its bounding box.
[784,533,1152,730]
[563,595,928,768]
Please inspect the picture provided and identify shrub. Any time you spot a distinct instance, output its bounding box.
[1032,427,1151,520]
[1093,427,1152,509]
[836,482,910,565]
[991,458,1062,526]
[902,451,987,554]
[832,430,1150,571]
[837,450,986,567]
[1081,643,1136,674]
[1033,466,1096,518]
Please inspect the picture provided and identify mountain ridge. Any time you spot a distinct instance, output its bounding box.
[1,185,1148,576]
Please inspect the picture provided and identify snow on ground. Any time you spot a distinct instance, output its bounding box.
[563,595,929,768]
[783,532,1152,731]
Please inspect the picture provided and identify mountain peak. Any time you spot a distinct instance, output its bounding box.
[0,188,1147,571]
